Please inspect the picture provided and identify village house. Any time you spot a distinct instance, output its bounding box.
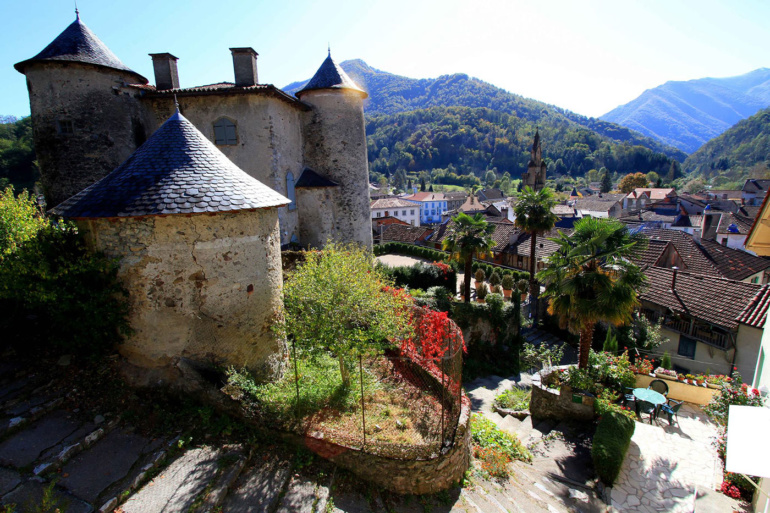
[622,187,677,209]
[569,193,625,218]
[370,197,420,226]
[639,267,768,382]
[443,191,468,211]
[403,192,448,224]
[742,178,770,206]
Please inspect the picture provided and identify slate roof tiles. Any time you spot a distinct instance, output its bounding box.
[15,16,147,83]
[296,54,367,97]
[50,111,289,218]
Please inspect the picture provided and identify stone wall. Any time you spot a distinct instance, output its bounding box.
[300,89,373,249]
[78,210,286,384]
[295,187,340,249]
[24,63,147,206]
[530,367,595,422]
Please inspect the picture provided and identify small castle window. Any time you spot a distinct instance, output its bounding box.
[286,171,296,211]
[57,120,74,135]
[213,118,237,145]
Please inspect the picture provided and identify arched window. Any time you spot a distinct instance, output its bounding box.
[286,171,296,211]
[213,118,237,145]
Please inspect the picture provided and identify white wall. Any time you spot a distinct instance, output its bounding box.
[371,206,420,226]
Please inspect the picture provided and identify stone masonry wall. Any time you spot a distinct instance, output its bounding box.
[530,368,595,422]
[78,210,286,383]
[295,187,340,249]
[300,90,373,249]
[24,63,147,206]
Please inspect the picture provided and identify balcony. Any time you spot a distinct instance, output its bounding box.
[642,309,730,350]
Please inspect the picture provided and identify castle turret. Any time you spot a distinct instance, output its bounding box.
[522,129,546,191]
[295,52,372,249]
[14,14,148,205]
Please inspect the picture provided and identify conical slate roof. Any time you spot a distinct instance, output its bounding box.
[296,53,367,97]
[14,15,147,83]
[50,111,289,218]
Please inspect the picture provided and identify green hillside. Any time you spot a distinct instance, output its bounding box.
[366,106,680,183]
[683,107,770,186]
[0,116,37,192]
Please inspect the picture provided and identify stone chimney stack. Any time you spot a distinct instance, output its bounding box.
[230,48,258,87]
[149,53,179,90]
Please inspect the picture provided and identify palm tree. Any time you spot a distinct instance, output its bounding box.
[536,217,647,369]
[513,186,558,302]
[442,212,496,303]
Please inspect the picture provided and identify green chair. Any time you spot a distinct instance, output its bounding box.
[659,399,684,426]
[623,387,636,408]
[636,400,657,424]
[648,379,669,396]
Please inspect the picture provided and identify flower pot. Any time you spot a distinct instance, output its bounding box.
[521,293,528,302]
[476,298,485,304]
[656,372,676,381]
[707,383,721,389]
[696,380,704,386]
[503,289,512,298]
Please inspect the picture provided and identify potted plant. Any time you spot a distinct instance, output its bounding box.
[677,373,686,382]
[458,280,466,301]
[661,351,672,371]
[517,279,529,302]
[695,374,705,386]
[501,275,515,299]
[491,284,502,295]
[685,374,695,385]
[706,375,725,389]
[477,283,488,303]
[654,367,677,380]
[475,268,486,290]
[489,271,502,291]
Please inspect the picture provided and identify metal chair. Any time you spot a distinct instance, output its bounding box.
[648,379,669,396]
[659,399,684,426]
[636,400,657,424]
[623,387,636,408]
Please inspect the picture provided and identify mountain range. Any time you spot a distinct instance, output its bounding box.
[601,68,770,154]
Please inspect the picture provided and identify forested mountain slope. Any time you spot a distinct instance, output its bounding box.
[0,116,37,191]
[683,106,770,184]
[601,68,770,154]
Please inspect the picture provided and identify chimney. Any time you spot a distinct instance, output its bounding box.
[149,53,180,90]
[671,266,679,291]
[230,47,258,87]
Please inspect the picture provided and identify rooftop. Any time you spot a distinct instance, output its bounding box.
[380,224,433,244]
[371,198,420,210]
[50,111,289,218]
[404,192,446,202]
[294,168,338,188]
[296,53,367,98]
[136,82,308,110]
[639,267,763,330]
[626,188,676,200]
[14,16,147,83]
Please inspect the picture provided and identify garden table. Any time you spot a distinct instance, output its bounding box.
[633,388,666,422]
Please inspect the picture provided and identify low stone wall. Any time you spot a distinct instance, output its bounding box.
[635,374,718,406]
[529,367,594,422]
[287,395,472,495]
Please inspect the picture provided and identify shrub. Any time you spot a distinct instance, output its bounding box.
[495,387,530,411]
[501,275,515,290]
[594,389,635,421]
[0,186,47,257]
[661,351,672,370]
[603,329,618,353]
[516,279,528,294]
[592,411,635,485]
[477,283,488,300]
[0,221,130,355]
[379,261,456,293]
[489,271,502,288]
[475,268,486,283]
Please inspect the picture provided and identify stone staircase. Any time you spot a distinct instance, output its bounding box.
[0,357,605,512]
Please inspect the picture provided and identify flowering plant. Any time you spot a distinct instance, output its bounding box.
[632,358,653,375]
[654,367,677,378]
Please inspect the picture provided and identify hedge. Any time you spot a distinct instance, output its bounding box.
[379,262,457,294]
[374,242,529,282]
[592,411,636,485]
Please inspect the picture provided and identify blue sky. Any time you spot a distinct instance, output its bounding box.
[2,0,769,118]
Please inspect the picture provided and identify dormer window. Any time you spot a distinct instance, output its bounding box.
[213,118,237,145]
[57,120,74,135]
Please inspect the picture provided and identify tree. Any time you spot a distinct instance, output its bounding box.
[537,217,647,369]
[281,242,413,386]
[442,212,496,303]
[419,176,426,191]
[646,171,660,186]
[513,186,558,305]
[485,169,497,186]
[618,172,649,193]
[0,186,46,257]
[600,171,612,193]
[393,169,407,191]
[407,178,413,191]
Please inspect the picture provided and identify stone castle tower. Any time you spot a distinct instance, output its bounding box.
[521,129,547,191]
[15,15,372,250]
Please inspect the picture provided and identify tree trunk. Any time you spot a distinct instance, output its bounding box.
[529,232,539,322]
[339,355,351,387]
[578,324,595,369]
[464,254,473,303]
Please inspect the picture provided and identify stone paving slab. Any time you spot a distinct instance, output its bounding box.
[222,448,293,513]
[58,428,155,503]
[0,467,21,496]
[120,446,221,513]
[0,410,82,468]
[0,480,92,513]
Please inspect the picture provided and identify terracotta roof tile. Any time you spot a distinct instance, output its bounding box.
[736,285,770,328]
[697,238,770,281]
[381,224,432,243]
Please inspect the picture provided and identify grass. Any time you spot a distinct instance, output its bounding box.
[494,387,531,411]
[227,351,450,458]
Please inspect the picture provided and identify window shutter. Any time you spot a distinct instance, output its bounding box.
[286,172,296,211]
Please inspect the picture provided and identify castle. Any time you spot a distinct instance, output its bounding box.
[14,14,373,383]
[15,14,372,250]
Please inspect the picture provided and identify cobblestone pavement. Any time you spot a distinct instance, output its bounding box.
[611,404,747,513]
